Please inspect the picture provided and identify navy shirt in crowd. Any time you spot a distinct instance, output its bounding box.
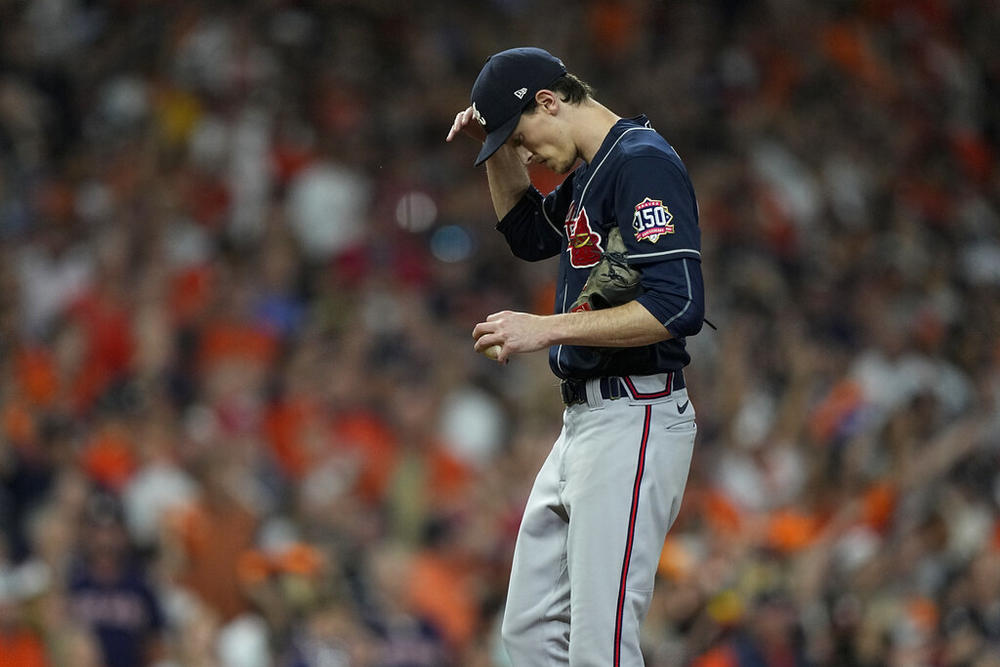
[68,564,165,667]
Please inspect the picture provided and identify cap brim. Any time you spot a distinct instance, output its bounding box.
[474,113,522,166]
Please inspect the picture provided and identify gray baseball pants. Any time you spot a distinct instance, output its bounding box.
[501,374,696,666]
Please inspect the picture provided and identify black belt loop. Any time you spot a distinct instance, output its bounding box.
[606,377,623,400]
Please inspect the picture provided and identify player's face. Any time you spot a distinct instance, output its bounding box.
[508,109,576,174]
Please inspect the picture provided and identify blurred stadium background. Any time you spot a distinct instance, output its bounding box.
[1,0,998,665]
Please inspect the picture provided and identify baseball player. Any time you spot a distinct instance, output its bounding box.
[447,47,705,666]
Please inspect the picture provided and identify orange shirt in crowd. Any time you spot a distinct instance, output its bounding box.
[0,628,48,667]
[407,550,478,650]
[170,498,258,622]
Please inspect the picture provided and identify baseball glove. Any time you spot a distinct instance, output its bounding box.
[570,226,644,312]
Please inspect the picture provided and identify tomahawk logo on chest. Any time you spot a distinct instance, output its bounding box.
[564,203,604,268]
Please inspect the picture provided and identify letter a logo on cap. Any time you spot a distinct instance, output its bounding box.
[514,87,527,99]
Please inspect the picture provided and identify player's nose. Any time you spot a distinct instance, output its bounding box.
[515,145,533,165]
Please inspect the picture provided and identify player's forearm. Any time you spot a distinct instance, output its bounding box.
[545,301,674,348]
[486,145,531,220]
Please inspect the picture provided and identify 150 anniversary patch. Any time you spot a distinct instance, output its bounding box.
[632,198,674,242]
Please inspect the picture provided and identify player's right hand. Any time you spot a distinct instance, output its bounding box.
[446,105,487,144]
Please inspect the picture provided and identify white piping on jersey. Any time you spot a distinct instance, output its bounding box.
[663,258,692,329]
[628,248,701,260]
[540,200,562,237]
[577,127,655,211]
[556,125,656,376]
[556,282,569,374]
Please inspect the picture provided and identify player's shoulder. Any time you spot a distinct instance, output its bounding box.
[614,117,685,169]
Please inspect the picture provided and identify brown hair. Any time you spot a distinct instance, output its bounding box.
[523,73,594,113]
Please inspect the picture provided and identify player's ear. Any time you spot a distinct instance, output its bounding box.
[535,89,558,114]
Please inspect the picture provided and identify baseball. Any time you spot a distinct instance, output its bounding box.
[482,344,502,360]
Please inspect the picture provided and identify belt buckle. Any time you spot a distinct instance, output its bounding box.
[561,380,586,405]
[560,381,574,405]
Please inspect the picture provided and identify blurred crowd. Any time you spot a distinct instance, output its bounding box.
[1,0,999,665]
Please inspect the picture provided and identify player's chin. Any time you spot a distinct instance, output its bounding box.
[551,160,573,174]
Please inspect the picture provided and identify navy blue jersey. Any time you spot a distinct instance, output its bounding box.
[497,115,704,380]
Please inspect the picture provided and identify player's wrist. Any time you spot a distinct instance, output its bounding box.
[547,311,585,346]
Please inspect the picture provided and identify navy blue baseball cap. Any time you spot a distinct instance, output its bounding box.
[471,47,567,166]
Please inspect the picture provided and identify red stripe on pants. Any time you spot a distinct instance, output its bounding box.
[613,405,652,666]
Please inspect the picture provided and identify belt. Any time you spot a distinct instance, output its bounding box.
[560,371,685,406]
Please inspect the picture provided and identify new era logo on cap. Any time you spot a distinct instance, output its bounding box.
[470,47,567,166]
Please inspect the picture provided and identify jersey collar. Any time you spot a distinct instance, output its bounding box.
[578,114,651,172]
[573,115,652,196]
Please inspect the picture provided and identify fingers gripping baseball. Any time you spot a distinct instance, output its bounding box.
[473,316,507,363]
[473,311,549,363]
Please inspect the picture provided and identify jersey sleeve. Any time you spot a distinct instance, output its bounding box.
[615,156,700,265]
[616,155,705,337]
[635,257,705,338]
[495,179,573,261]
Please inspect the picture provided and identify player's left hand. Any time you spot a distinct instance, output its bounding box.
[473,310,550,364]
